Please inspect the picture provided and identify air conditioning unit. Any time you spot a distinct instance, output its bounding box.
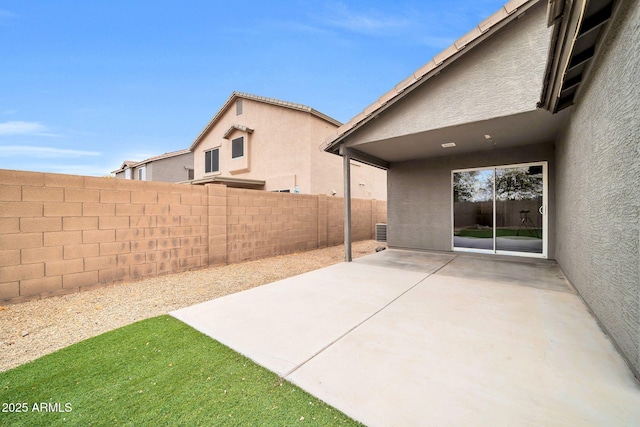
[375,223,387,242]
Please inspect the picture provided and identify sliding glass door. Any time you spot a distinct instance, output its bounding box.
[452,162,547,257]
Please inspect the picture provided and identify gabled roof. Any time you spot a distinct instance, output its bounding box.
[189,92,342,151]
[111,149,191,174]
[323,0,539,155]
[112,160,137,174]
[135,149,191,166]
[223,124,254,139]
[119,160,137,170]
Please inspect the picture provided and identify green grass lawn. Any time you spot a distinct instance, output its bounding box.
[0,315,362,426]
[456,228,541,239]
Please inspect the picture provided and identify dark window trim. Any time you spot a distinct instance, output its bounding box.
[205,148,220,173]
[231,136,244,159]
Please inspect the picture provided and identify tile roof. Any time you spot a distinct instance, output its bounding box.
[136,149,191,165]
[223,124,254,139]
[323,0,538,153]
[189,92,342,151]
[111,149,190,173]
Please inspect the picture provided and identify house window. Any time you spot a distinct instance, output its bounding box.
[236,99,243,115]
[138,166,146,181]
[231,137,244,158]
[187,168,194,180]
[205,148,219,173]
[125,168,132,179]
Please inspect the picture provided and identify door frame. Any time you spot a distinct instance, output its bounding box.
[451,161,548,259]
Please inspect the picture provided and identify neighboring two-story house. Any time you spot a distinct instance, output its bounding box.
[112,149,194,183]
[188,92,386,200]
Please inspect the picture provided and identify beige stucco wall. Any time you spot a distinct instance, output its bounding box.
[193,99,310,192]
[344,1,550,148]
[309,117,387,200]
[194,98,314,191]
[193,97,386,199]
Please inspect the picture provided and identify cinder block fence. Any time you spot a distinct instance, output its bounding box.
[0,169,386,304]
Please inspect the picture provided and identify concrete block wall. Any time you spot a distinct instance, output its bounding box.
[207,184,228,266]
[1,169,386,304]
[326,197,387,246]
[226,189,320,263]
[0,170,209,303]
[225,190,387,263]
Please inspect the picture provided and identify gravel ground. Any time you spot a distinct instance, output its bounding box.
[0,240,382,372]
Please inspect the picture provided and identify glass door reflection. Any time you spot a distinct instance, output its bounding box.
[495,166,543,253]
[453,163,546,257]
[453,169,495,251]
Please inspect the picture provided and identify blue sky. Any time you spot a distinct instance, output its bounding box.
[0,0,507,176]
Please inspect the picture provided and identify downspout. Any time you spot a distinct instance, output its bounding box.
[340,145,352,262]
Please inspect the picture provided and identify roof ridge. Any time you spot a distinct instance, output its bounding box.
[112,149,190,173]
[323,0,539,151]
[190,91,341,150]
[233,91,315,113]
[139,148,190,163]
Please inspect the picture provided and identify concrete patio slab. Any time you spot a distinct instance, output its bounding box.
[171,260,429,376]
[436,255,573,293]
[352,248,455,273]
[171,250,640,426]
[288,274,640,426]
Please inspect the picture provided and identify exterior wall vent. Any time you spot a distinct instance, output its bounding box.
[375,223,387,242]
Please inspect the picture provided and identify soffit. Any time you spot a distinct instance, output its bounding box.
[541,0,616,112]
[186,176,265,189]
[345,108,570,163]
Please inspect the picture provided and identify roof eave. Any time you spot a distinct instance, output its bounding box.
[540,0,618,113]
[223,125,255,139]
[189,92,342,151]
[323,0,540,154]
[183,176,266,188]
[539,0,586,112]
[189,92,240,151]
[111,160,138,174]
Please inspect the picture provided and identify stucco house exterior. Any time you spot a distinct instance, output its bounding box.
[112,149,194,183]
[188,92,386,200]
[325,0,639,377]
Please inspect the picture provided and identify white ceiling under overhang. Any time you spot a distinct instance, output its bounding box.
[344,108,570,164]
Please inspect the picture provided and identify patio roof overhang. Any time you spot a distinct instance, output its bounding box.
[323,0,567,168]
[183,176,265,189]
[332,108,570,167]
